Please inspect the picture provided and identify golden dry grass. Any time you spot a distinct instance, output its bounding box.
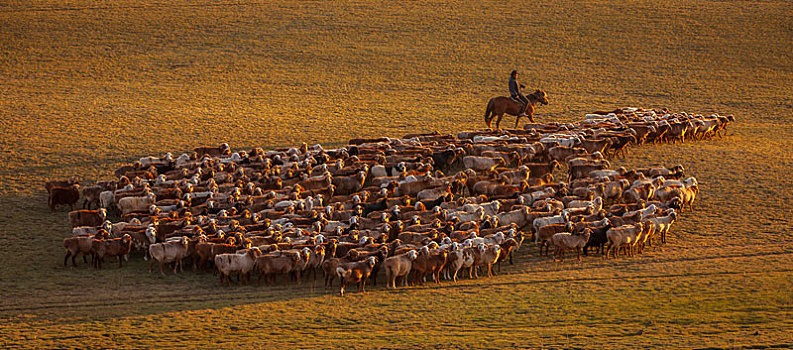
[1,0,792,348]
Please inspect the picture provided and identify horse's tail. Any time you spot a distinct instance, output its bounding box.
[484,99,494,125]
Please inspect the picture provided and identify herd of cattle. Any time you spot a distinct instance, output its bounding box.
[49,107,733,296]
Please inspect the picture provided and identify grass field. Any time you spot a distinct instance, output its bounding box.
[1,0,792,348]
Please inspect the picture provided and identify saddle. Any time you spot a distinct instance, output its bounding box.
[509,96,523,104]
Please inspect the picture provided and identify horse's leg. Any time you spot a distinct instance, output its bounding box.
[512,99,525,128]
[527,105,535,123]
[495,114,503,130]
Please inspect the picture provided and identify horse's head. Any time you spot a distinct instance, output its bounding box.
[535,89,549,105]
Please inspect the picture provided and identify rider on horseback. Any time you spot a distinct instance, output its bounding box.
[509,70,529,117]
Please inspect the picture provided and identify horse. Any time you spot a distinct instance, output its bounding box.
[483,89,549,129]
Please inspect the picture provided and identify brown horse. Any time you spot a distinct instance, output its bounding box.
[484,89,549,129]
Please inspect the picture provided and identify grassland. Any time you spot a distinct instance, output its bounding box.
[1,0,792,348]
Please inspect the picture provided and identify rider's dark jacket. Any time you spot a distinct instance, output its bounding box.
[509,76,523,98]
